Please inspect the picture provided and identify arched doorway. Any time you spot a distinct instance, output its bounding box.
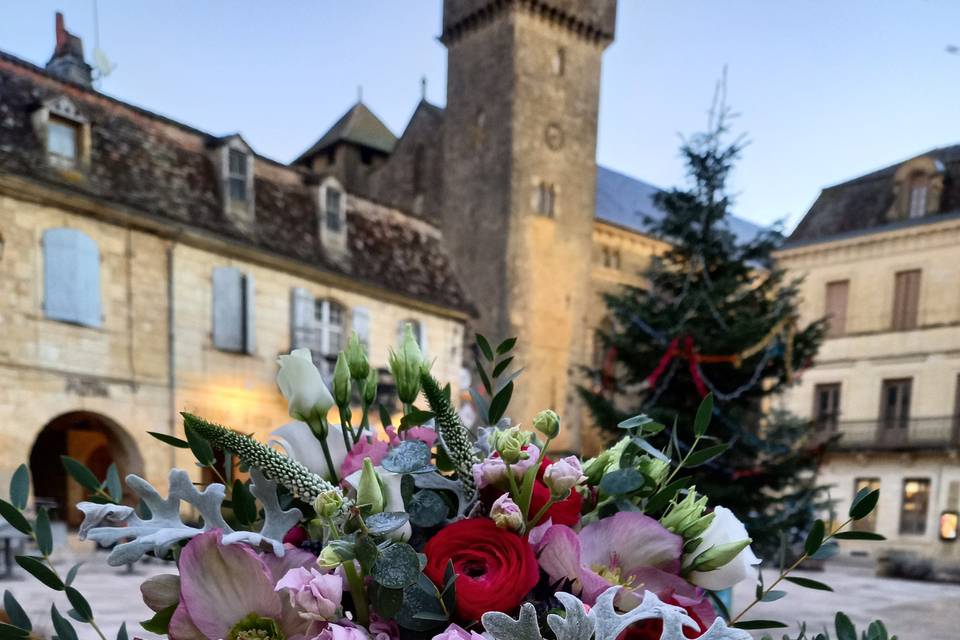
[29,411,143,527]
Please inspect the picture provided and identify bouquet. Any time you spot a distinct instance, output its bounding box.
[1,328,895,640]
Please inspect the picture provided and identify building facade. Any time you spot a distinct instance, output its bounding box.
[0,18,471,523]
[777,147,960,562]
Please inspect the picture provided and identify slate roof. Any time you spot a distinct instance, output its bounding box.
[0,51,472,315]
[788,144,960,246]
[595,166,762,243]
[294,102,398,165]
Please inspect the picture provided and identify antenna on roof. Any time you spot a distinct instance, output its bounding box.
[357,85,363,103]
[90,0,116,85]
[420,76,427,100]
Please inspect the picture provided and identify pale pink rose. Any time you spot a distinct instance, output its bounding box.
[369,614,400,640]
[431,623,486,640]
[471,444,541,489]
[542,456,585,497]
[489,493,524,531]
[311,622,371,640]
[275,566,344,621]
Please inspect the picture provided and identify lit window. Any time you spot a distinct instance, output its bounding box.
[536,182,555,217]
[228,149,248,202]
[908,174,928,218]
[47,117,79,168]
[326,188,343,232]
[899,478,930,535]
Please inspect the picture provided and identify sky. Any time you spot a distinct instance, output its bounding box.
[3,1,960,229]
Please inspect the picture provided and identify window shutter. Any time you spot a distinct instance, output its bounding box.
[42,228,102,327]
[825,280,849,337]
[892,270,921,330]
[352,307,371,349]
[243,274,256,354]
[212,267,244,351]
[290,287,314,350]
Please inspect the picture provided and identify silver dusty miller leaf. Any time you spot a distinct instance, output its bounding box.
[481,588,750,640]
[77,468,301,566]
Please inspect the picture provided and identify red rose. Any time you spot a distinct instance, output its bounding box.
[528,458,583,527]
[617,596,716,640]
[424,518,539,622]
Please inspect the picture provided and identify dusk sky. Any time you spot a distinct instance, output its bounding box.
[4,1,960,229]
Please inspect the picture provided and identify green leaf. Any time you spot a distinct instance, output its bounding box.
[65,587,93,622]
[835,612,857,640]
[495,337,517,355]
[849,488,880,520]
[365,512,410,536]
[60,456,101,493]
[183,422,215,466]
[476,335,494,361]
[147,431,190,448]
[693,393,714,437]
[412,611,449,622]
[599,468,644,495]
[105,463,123,502]
[3,591,31,631]
[140,604,176,635]
[16,556,63,590]
[399,410,435,430]
[50,605,78,640]
[784,576,833,591]
[832,531,886,541]
[9,465,29,510]
[378,404,393,428]
[732,620,789,630]
[645,477,694,513]
[382,441,432,474]
[35,508,53,556]
[369,583,404,619]
[760,590,787,602]
[65,562,83,586]
[467,387,489,424]
[492,356,514,378]
[408,490,448,528]
[117,621,129,640]
[355,535,380,573]
[683,442,730,468]
[487,381,514,425]
[804,519,825,556]
[618,414,658,431]
[475,357,492,395]
[372,543,421,589]
[0,500,32,536]
[0,622,29,639]
[396,574,446,632]
[231,480,257,525]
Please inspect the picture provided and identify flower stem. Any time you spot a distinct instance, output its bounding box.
[528,496,558,529]
[342,561,370,627]
[310,416,340,485]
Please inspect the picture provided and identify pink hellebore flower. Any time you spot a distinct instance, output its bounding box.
[431,623,487,640]
[369,614,401,640]
[168,530,317,640]
[535,511,713,619]
[340,435,391,479]
[385,425,439,449]
[472,444,541,489]
[311,622,372,640]
[542,456,585,497]
[275,566,344,621]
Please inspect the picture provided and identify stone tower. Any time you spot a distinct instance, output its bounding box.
[440,1,616,450]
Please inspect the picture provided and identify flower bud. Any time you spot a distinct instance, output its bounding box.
[637,455,670,486]
[490,427,531,465]
[688,538,753,573]
[389,324,424,404]
[489,493,524,532]
[333,352,352,409]
[532,410,560,439]
[543,456,585,498]
[356,457,385,514]
[276,348,335,421]
[314,489,344,518]
[660,488,710,536]
[362,366,378,407]
[317,544,342,569]
[582,436,629,484]
[345,332,370,381]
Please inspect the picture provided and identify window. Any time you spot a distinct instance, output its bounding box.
[212,267,255,354]
[228,149,248,202]
[813,383,841,431]
[536,182,555,217]
[325,188,343,233]
[891,269,921,331]
[899,478,930,535]
[824,280,849,337]
[602,247,621,270]
[908,174,928,219]
[47,117,79,168]
[553,47,566,76]
[42,228,101,327]
[290,288,349,375]
[852,478,880,532]
[880,378,911,446]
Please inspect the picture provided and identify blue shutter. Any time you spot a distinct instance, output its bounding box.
[42,228,101,327]
[243,273,256,354]
[212,267,244,351]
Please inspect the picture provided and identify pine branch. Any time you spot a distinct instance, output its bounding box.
[418,371,477,500]
[182,413,345,505]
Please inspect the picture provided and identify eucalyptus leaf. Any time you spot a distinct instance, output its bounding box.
[599,468,644,495]
[784,576,832,591]
[476,335,495,361]
[105,464,123,503]
[60,457,101,493]
[396,574,446,631]
[9,465,29,510]
[117,622,129,640]
[683,443,729,468]
[496,337,517,355]
[16,556,63,590]
[65,562,83,587]
[3,591,31,631]
[804,519,825,556]
[849,489,880,521]
[408,490,448,528]
[365,512,410,536]
[369,583,404,619]
[50,605,78,640]
[372,543,421,589]
[0,500,31,536]
[835,612,857,640]
[140,604,176,635]
[34,508,53,556]
[382,441,432,474]
[0,621,29,638]
[65,587,93,622]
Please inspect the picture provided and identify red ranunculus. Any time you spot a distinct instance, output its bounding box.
[528,458,583,526]
[617,596,717,640]
[424,518,539,622]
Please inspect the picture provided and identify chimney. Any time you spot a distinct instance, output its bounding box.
[45,12,93,87]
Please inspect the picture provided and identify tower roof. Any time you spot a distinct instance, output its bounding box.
[295,102,397,165]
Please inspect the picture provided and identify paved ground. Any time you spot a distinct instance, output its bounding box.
[1,545,957,639]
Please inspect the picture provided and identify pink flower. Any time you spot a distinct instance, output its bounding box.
[489,493,524,531]
[311,622,371,640]
[341,435,390,478]
[385,425,438,449]
[431,623,487,640]
[534,512,706,612]
[472,444,541,489]
[275,566,344,621]
[369,614,400,640]
[542,456,585,497]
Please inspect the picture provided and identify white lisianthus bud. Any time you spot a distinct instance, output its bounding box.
[356,457,385,514]
[489,493,524,532]
[389,324,425,404]
[277,349,334,421]
[332,352,351,409]
[686,506,761,590]
[314,489,345,518]
[345,332,370,381]
[532,409,561,439]
[543,456,586,498]
[362,367,378,407]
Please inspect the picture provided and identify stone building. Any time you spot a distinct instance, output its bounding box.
[0,16,472,523]
[777,146,960,562]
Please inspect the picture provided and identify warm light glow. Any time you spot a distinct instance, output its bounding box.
[941,511,959,541]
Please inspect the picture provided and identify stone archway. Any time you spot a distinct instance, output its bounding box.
[29,411,143,527]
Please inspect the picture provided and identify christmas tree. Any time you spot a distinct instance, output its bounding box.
[580,86,827,558]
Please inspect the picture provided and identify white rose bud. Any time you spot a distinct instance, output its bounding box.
[489,493,524,532]
[686,506,761,591]
[543,456,585,498]
[276,349,334,421]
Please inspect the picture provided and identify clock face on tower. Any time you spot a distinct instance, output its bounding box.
[545,123,564,151]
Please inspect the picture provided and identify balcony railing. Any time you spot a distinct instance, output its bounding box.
[822,416,960,451]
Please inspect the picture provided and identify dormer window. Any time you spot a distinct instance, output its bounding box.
[890,156,944,222]
[908,174,928,219]
[325,187,343,232]
[228,149,249,202]
[32,96,89,172]
[47,117,79,168]
[319,177,348,257]
[212,136,255,230]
